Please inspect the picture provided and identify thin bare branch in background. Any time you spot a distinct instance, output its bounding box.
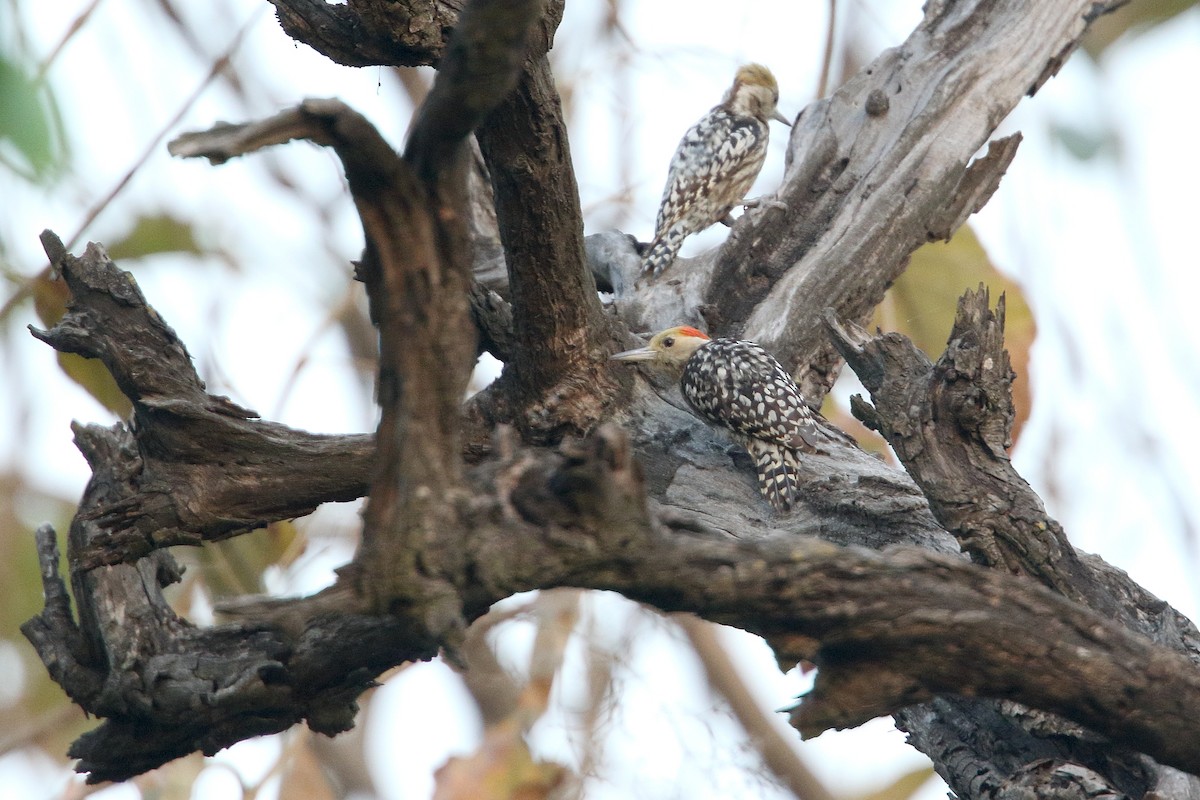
[392,65,433,117]
[0,2,267,327]
[33,0,105,83]
[679,616,836,800]
[816,0,837,99]
[63,6,266,252]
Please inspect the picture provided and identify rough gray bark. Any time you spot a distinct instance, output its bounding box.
[595,0,1081,405]
[23,0,1200,798]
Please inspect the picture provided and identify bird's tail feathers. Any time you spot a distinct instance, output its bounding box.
[745,439,801,511]
[641,226,687,277]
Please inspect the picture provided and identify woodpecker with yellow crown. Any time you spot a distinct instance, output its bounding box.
[641,63,790,278]
[612,326,823,511]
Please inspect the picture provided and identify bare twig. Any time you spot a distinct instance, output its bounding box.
[815,0,836,99]
[679,616,835,800]
[64,7,264,252]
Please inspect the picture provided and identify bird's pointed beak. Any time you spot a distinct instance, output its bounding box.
[773,109,792,127]
[611,346,658,362]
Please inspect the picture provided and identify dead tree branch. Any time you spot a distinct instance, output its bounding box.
[472,55,623,444]
[30,230,374,569]
[342,0,547,621]
[825,288,1200,650]
[602,0,1114,408]
[23,0,1195,797]
[266,0,459,68]
[24,236,1200,795]
[23,389,1200,782]
[825,288,1200,795]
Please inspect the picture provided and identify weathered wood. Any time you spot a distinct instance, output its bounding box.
[25,408,1200,784]
[25,0,1200,797]
[600,0,1109,409]
[31,231,374,569]
[473,56,625,444]
[25,235,1200,791]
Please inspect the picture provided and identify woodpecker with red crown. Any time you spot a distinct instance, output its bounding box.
[612,326,826,511]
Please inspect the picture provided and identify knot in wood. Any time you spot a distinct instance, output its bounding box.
[865,89,890,117]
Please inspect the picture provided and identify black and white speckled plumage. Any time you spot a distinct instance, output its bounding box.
[641,64,783,277]
[611,325,828,511]
[680,337,820,510]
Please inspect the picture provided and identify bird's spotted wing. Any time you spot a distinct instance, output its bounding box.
[681,339,820,451]
[653,108,770,236]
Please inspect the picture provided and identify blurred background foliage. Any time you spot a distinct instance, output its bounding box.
[2,0,1198,798]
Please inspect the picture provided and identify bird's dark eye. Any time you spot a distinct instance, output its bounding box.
[663,337,675,348]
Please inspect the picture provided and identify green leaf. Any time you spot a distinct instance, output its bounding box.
[105,213,205,261]
[0,55,67,182]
